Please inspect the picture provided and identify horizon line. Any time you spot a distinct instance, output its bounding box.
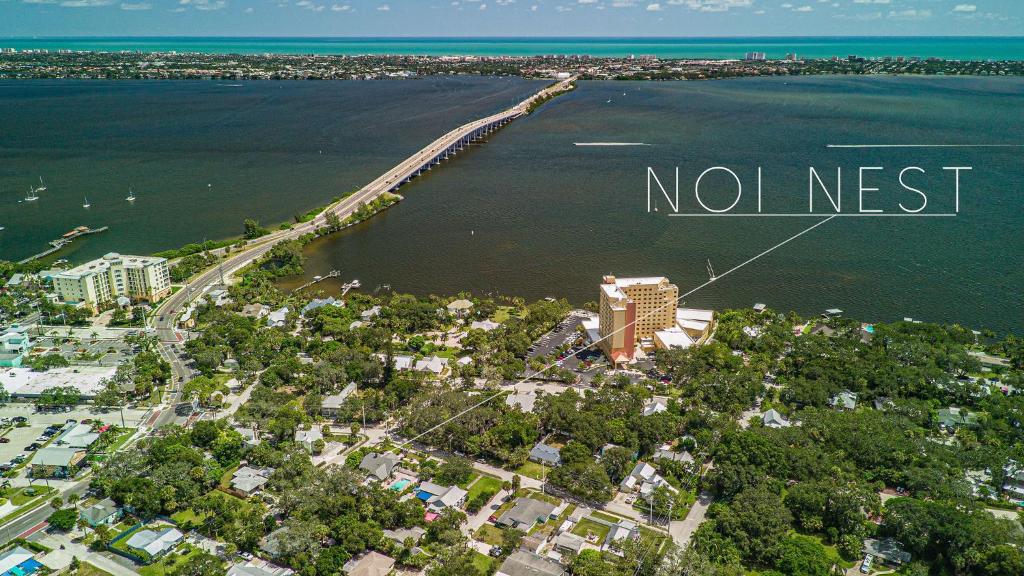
[3,34,1024,40]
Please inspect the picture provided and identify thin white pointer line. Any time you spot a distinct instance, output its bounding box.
[827,144,1023,148]
[667,213,958,217]
[399,214,837,449]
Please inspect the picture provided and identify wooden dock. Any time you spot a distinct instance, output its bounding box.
[18,225,109,264]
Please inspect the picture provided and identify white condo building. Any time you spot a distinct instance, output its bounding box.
[53,252,171,311]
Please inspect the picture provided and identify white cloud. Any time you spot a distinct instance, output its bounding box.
[794,4,811,11]
[888,8,930,20]
[953,4,976,12]
[852,0,889,4]
[119,1,151,8]
[646,2,662,10]
[376,3,389,10]
[59,0,113,6]
[330,3,350,10]
[666,0,752,11]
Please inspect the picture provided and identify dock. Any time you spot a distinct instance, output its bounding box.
[293,269,341,292]
[17,225,109,264]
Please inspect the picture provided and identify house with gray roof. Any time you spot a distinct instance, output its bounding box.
[80,498,121,527]
[415,482,467,512]
[496,550,565,576]
[829,391,858,411]
[495,497,556,531]
[231,466,275,496]
[529,443,561,467]
[359,452,402,482]
[762,409,791,429]
[863,538,911,566]
[321,382,357,418]
[126,527,183,558]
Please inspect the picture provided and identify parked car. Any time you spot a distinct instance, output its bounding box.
[0,438,9,444]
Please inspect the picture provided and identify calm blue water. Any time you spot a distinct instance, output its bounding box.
[2,37,1022,60]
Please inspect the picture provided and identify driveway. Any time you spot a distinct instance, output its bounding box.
[670,491,713,547]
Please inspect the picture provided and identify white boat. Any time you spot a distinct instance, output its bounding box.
[83,196,91,209]
[24,185,39,202]
[126,187,136,202]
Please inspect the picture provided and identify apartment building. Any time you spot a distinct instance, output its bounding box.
[53,252,171,312]
[598,275,678,364]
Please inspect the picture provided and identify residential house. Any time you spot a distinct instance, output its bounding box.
[321,383,357,419]
[642,397,668,417]
[235,426,260,448]
[294,427,323,453]
[829,391,858,411]
[382,527,425,547]
[0,546,41,576]
[414,355,448,376]
[496,551,565,576]
[863,538,911,567]
[359,452,402,482]
[1002,461,1024,500]
[302,297,340,316]
[553,532,585,555]
[206,289,232,308]
[653,446,693,464]
[620,462,676,499]
[937,407,980,431]
[415,482,467,512]
[529,443,562,467]
[266,307,289,328]
[80,498,122,527]
[126,527,184,559]
[343,551,395,576]
[469,319,501,332]
[0,325,30,368]
[602,519,640,554]
[495,497,557,531]
[762,409,791,429]
[228,560,295,576]
[446,299,474,319]
[240,304,268,319]
[231,466,275,497]
[360,306,381,321]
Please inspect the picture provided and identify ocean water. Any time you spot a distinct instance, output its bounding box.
[286,76,1024,333]
[2,36,1023,60]
[0,76,546,262]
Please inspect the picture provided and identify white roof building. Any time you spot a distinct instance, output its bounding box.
[469,320,501,332]
[620,462,676,498]
[0,365,116,399]
[642,397,668,416]
[126,527,183,557]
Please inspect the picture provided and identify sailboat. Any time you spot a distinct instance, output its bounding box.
[707,258,717,282]
[83,196,91,209]
[126,187,136,202]
[24,185,39,202]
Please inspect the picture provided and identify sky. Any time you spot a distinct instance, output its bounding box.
[0,0,1020,37]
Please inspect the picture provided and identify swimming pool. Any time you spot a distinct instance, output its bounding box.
[390,479,412,491]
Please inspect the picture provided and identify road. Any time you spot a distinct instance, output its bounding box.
[148,77,574,428]
[0,477,91,546]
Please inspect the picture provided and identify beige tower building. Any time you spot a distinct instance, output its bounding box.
[597,275,679,364]
[54,252,171,312]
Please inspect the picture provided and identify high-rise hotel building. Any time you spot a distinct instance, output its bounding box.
[53,252,171,312]
[597,275,679,364]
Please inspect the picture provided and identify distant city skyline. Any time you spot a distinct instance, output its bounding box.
[1,0,1020,38]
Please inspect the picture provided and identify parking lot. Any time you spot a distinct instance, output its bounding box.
[0,403,151,465]
[31,335,136,367]
[528,313,587,361]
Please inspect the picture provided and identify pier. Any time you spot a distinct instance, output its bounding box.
[294,269,341,292]
[18,225,109,264]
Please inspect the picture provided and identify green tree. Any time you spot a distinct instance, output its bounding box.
[47,508,78,531]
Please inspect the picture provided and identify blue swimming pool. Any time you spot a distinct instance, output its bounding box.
[390,479,412,491]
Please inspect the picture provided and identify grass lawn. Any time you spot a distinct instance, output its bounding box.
[571,518,610,543]
[78,562,115,576]
[9,486,54,506]
[218,465,240,491]
[467,476,503,502]
[458,472,481,489]
[514,461,546,480]
[589,510,620,523]
[474,525,505,546]
[471,551,494,576]
[138,546,200,576]
[100,428,137,454]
